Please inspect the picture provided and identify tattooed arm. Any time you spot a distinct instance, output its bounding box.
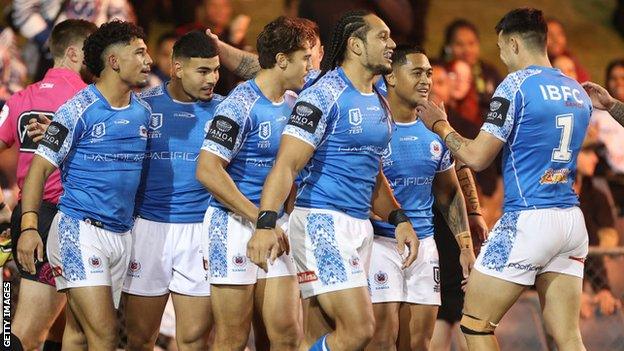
[432,167,475,277]
[582,81,624,127]
[456,162,489,241]
[416,100,504,171]
[205,29,261,80]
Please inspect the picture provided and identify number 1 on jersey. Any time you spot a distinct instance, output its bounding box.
[552,113,573,163]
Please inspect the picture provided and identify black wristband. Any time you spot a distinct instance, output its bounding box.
[20,227,38,234]
[388,209,410,227]
[21,210,38,217]
[256,210,278,229]
[431,119,447,134]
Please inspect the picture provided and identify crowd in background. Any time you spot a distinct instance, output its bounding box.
[0,0,623,349]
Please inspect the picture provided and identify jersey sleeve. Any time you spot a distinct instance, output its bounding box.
[0,98,17,146]
[201,97,250,162]
[35,102,84,168]
[436,144,454,173]
[480,73,523,143]
[282,89,337,149]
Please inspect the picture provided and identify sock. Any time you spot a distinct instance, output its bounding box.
[309,334,330,351]
[9,333,24,351]
[42,340,62,351]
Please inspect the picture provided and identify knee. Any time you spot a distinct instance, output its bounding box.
[176,324,210,349]
[368,319,398,349]
[409,333,432,351]
[214,325,249,349]
[266,318,302,348]
[338,317,376,349]
[125,326,159,350]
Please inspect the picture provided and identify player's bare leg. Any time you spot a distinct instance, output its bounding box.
[460,270,526,351]
[211,284,254,351]
[535,272,585,351]
[299,297,333,350]
[365,302,400,350]
[404,304,438,351]
[172,293,213,350]
[254,276,301,351]
[62,303,87,351]
[66,286,119,351]
[124,293,169,351]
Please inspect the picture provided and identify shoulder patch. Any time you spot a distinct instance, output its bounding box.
[205,115,240,150]
[288,101,323,133]
[39,121,69,152]
[485,97,510,127]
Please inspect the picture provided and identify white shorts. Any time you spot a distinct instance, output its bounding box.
[123,217,210,297]
[203,206,296,285]
[475,207,588,285]
[369,236,441,305]
[289,207,374,299]
[47,211,131,308]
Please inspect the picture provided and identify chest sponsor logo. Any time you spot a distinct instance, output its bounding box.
[174,112,195,118]
[149,113,163,130]
[92,122,106,138]
[400,135,418,142]
[485,97,510,127]
[114,119,130,125]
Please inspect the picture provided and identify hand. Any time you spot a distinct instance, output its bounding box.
[204,28,221,43]
[416,99,448,131]
[27,114,52,143]
[459,248,476,280]
[394,222,419,269]
[275,225,290,256]
[594,289,622,316]
[17,229,44,274]
[580,292,594,319]
[581,82,617,110]
[468,214,489,241]
[247,228,280,272]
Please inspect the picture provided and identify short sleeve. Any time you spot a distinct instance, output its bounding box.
[0,99,16,146]
[201,98,251,162]
[282,92,336,149]
[437,146,454,173]
[35,103,83,168]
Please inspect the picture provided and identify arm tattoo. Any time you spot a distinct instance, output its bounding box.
[610,100,624,127]
[234,54,261,80]
[444,132,466,153]
[437,188,469,236]
[456,167,482,214]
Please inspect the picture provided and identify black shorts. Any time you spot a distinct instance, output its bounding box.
[10,201,58,286]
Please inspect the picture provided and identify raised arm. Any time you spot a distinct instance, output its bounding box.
[206,29,261,80]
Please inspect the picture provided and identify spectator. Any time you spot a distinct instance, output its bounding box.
[447,59,480,125]
[0,27,27,106]
[176,0,250,94]
[10,0,136,81]
[440,19,502,117]
[590,59,624,214]
[553,54,578,80]
[573,138,622,318]
[546,18,590,82]
[147,32,178,88]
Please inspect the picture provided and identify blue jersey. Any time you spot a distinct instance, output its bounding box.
[36,84,151,232]
[480,66,592,212]
[201,79,292,211]
[372,120,453,240]
[135,84,224,223]
[283,68,393,219]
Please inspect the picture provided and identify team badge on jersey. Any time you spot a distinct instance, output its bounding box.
[485,97,510,127]
[430,140,442,159]
[149,113,163,130]
[40,121,69,152]
[259,121,271,140]
[373,271,389,287]
[348,108,363,126]
[89,255,102,269]
[92,122,106,138]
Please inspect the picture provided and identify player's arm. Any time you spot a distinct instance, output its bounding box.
[456,162,488,241]
[205,29,261,80]
[581,81,624,127]
[371,165,419,268]
[432,166,475,278]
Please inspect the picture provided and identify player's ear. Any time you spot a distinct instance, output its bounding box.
[173,60,184,79]
[384,72,396,87]
[348,36,364,57]
[276,52,288,70]
[65,45,79,64]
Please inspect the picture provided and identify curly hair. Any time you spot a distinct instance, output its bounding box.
[257,16,316,69]
[83,20,146,77]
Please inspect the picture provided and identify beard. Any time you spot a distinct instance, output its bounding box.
[368,62,393,76]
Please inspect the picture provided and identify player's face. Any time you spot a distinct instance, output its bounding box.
[450,27,480,66]
[177,56,220,101]
[115,38,153,88]
[608,65,624,100]
[393,53,432,106]
[361,15,396,75]
[283,46,313,91]
[497,32,518,72]
[431,65,450,104]
[547,21,566,57]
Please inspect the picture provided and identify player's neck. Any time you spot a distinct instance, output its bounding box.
[514,53,551,71]
[341,61,375,94]
[96,72,133,108]
[255,69,286,102]
[388,94,417,123]
[167,78,195,103]
[53,57,79,74]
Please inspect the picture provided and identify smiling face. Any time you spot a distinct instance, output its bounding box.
[359,14,396,75]
[392,53,432,107]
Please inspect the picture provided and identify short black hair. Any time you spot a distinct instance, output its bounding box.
[391,44,426,67]
[172,30,218,60]
[495,8,547,51]
[257,16,316,69]
[49,19,97,59]
[83,20,147,77]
